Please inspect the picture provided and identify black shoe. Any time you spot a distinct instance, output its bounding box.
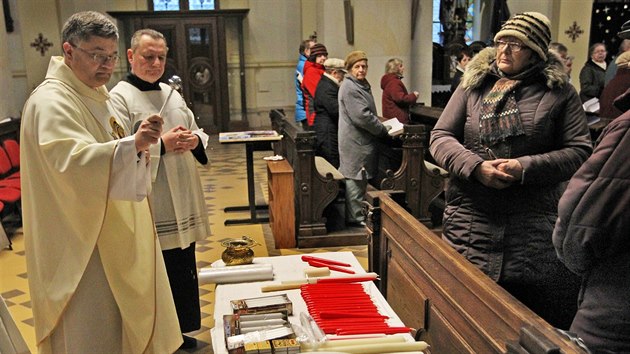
[180,335,198,349]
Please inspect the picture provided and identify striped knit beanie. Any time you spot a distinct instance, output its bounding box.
[494,12,551,61]
[309,43,328,61]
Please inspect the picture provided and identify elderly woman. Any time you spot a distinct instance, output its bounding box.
[429,12,593,329]
[579,42,608,103]
[338,51,390,226]
[380,58,419,124]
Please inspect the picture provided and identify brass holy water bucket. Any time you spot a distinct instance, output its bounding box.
[221,236,260,265]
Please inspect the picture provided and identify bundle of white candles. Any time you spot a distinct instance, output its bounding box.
[198,263,273,284]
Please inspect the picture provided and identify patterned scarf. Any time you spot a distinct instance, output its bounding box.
[479,77,525,146]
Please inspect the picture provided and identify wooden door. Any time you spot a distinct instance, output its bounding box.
[141,16,226,133]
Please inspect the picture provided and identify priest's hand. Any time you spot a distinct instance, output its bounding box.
[135,114,163,152]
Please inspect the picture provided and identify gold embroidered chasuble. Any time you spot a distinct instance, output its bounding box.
[20,56,181,353]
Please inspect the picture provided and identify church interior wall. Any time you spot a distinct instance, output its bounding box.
[0,0,599,126]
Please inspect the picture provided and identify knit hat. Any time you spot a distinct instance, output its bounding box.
[616,51,630,68]
[309,43,328,60]
[494,12,552,60]
[324,58,346,72]
[619,20,630,39]
[345,50,368,71]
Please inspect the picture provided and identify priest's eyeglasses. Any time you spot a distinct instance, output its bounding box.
[495,40,525,53]
[71,45,120,65]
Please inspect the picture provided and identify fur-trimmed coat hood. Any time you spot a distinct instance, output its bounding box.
[462,47,569,91]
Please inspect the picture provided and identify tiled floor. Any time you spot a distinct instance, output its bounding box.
[0,134,368,353]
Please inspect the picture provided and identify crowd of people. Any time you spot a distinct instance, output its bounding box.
[294,11,630,354]
[296,12,630,352]
[18,8,630,354]
[294,41,422,225]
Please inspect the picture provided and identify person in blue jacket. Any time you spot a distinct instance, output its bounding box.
[295,38,315,129]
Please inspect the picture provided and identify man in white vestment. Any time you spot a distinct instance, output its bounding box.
[110,28,211,350]
[20,11,182,354]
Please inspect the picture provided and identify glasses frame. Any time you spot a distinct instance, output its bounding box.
[495,40,526,53]
[71,44,120,65]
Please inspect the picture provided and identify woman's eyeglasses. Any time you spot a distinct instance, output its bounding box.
[495,40,525,53]
[71,45,119,65]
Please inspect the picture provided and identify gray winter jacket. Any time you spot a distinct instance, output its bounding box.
[338,75,389,180]
[429,47,593,281]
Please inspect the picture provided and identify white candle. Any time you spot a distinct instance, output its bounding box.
[302,340,429,353]
[318,335,406,348]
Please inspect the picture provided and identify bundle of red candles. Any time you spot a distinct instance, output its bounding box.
[301,255,356,274]
[300,280,412,336]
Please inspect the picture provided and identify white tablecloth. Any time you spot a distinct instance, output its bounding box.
[210,251,417,354]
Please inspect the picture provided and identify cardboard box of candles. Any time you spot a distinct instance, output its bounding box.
[231,294,293,315]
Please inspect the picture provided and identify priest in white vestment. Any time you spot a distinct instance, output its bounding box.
[110,28,211,350]
[20,11,182,354]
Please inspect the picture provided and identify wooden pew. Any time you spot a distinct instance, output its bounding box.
[378,124,446,226]
[409,104,444,127]
[269,109,365,248]
[367,192,586,354]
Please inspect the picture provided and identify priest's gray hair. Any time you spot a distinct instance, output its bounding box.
[130,28,168,52]
[62,11,118,46]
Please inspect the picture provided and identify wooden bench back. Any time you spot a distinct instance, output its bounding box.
[269,109,365,247]
[370,192,585,354]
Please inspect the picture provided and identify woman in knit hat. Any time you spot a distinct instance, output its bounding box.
[338,50,390,226]
[302,43,328,127]
[429,12,592,330]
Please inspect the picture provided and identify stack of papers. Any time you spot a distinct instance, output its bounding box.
[582,98,600,114]
[382,117,404,136]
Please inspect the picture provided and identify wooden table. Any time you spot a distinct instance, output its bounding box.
[219,131,282,225]
[209,252,419,354]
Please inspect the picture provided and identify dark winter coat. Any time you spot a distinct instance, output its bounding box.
[313,73,341,168]
[553,107,630,353]
[579,59,607,103]
[380,73,417,124]
[429,47,593,328]
[450,66,465,93]
[598,67,630,119]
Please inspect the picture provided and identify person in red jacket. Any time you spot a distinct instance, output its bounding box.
[380,58,418,124]
[302,43,328,127]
